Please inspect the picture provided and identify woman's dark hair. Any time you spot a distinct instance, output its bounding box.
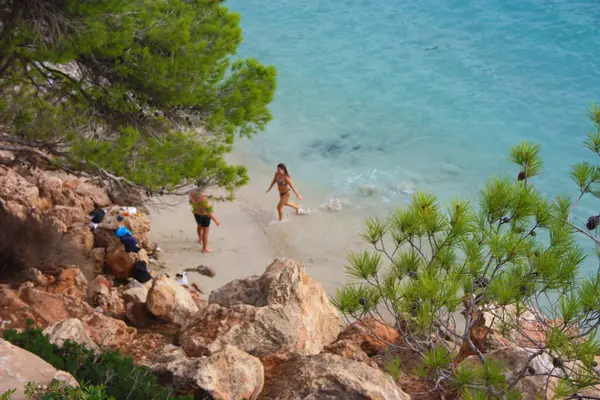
[277,163,289,176]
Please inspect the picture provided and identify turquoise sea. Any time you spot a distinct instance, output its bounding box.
[227,0,600,269]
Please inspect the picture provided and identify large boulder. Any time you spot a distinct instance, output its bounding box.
[259,353,410,400]
[182,258,340,358]
[42,318,99,352]
[146,275,198,327]
[0,166,40,208]
[323,339,378,369]
[462,346,556,400]
[0,338,78,400]
[152,345,264,400]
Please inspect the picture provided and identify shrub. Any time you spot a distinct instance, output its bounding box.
[3,326,193,400]
[0,207,88,280]
[24,381,115,400]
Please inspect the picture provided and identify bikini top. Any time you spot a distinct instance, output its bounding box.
[277,176,288,187]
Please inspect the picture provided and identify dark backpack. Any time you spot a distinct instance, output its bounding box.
[90,208,106,224]
[132,261,152,283]
[120,235,140,253]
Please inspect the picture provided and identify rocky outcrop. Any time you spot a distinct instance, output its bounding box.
[105,245,149,280]
[146,275,198,327]
[0,166,40,208]
[152,345,264,400]
[0,338,78,400]
[0,284,135,350]
[42,318,99,352]
[462,346,556,400]
[259,353,410,400]
[182,258,340,358]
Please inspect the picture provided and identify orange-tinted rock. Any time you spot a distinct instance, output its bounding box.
[337,317,400,356]
[323,339,378,368]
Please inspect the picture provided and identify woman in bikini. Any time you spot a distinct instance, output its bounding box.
[189,188,220,253]
[266,163,304,221]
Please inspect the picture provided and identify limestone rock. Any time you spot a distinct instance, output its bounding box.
[122,280,149,304]
[462,346,556,400]
[65,224,95,249]
[259,353,410,400]
[0,166,40,208]
[0,338,78,400]
[75,182,111,209]
[43,268,88,300]
[81,312,137,349]
[88,275,112,297]
[44,205,89,228]
[123,214,151,248]
[152,345,264,400]
[208,275,262,306]
[1,199,27,219]
[183,258,340,358]
[89,248,106,274]
[323,339,378,368]
[338,317,400,356]
[42,318,99,352]
[146,275,198,327]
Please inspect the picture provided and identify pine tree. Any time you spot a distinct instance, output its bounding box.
[0,0,276,200]
[333,106,600,398]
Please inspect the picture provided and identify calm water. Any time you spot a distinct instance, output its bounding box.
[227,0,600,267]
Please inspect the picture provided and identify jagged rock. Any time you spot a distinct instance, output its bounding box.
[75,182,111,209]
[0,286,135,349]
[208,275,262,306]
[96,289,126,320]
[337,317,400,356]
[0,166,40,208]
[81,312,137,349]
[123,280,148,304]
[0,338,79,399]
[35,174,63,199]
[44,205,89,228]
[89,248,106,274]
[42,318,99,352]
[105,246,134,280]
[43,268,88,299]
[323,339,378,368]
[88,275,112,297]
[146,275,198,327]
[181,258,340,358]
[152,345,264,400]
[92,228,122,249]
[259,353,410,400]
[462,346,556,400]
[65,224,95,249]
[1,199,27,219]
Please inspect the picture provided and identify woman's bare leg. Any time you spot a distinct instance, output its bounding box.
[202,227,212,253]
[285,201,300,213]
[197,225,203,243]
[277,193,290,220]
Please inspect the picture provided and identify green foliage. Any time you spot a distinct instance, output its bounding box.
[0,0,276,198]
[3,327,192,400]
[332,106,600,398]
[0,389,16,400]
[24,381,115,400]
[384,357,402,379]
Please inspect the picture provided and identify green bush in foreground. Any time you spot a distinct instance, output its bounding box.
[332,105,600,398]
[3,326,192,400]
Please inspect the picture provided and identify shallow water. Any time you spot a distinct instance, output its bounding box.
[227,0,600,274]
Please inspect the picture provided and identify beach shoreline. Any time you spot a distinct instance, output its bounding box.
[148,146,380,298]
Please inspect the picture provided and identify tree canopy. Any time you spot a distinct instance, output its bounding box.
[0,0,277,200]
[333,105,600,399]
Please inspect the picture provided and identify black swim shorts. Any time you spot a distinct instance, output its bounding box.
[194,214,211,227]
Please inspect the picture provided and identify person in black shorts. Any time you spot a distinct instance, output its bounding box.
[189,188,220,253]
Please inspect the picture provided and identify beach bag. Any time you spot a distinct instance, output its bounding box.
[132,261,152,283]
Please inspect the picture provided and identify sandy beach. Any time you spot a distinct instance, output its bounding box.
[148,148,382,298]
